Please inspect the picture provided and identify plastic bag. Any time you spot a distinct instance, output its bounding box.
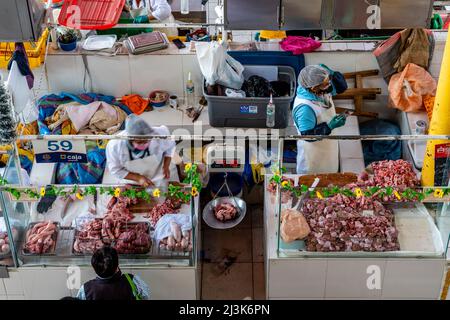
[196,41,245,89]
[242,75,270,97]
[388,63,436,112]
[153,213,191,243]
[279,36,321,55]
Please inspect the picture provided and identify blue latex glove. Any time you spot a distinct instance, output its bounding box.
[134,15,149,23]
[328,114,346,130]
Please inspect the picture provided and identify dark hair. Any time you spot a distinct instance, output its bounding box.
[60,296,80,300]
[91,246,119,278]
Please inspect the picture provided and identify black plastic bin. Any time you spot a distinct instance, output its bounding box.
[204,65,296,129]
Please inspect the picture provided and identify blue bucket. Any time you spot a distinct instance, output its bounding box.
[208,173,243,197]
[58,40,77,52]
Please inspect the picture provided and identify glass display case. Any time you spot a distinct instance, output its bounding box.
[266,135,450,259]
[264,135,449,299]
[0,137,199,269]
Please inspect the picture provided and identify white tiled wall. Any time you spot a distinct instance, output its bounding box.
[44,54,203,99]
[22,31,449,125]
[382,260,446,299]
[325,259,386,298]
[269,260,327,298]
[0,267,197,300]
[129,55,184,96]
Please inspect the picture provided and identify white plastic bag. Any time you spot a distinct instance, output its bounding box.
[153,213,191,243]
[196,41,244,89]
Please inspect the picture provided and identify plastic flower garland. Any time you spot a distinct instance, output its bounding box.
[0,163,202,202]
[269,165,450,201]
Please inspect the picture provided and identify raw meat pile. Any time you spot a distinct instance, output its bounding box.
[341,160,422,202]
[353,160,419,189]
[74,219,108,254]
[159,221,192,252]
[24,221,58,254]
[73,218,151,254]
[146,198,181,226]
[302,194,400,252]
[106,196,137,222]
[370,160,420,188]
[0,230,13,254]
[115,223,151,254]
[214,203,238,222]
[280,209,310,243]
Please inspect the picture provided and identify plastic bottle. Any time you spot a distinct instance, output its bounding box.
[181,0,190,15]
[186,72,195,108]
[266,94,275,128]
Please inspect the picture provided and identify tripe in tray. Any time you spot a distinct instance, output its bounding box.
[23,221,59,255]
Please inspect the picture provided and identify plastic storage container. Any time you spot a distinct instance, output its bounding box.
[58,0,125,30]
[203,65,296,128]
[0,28,49,69]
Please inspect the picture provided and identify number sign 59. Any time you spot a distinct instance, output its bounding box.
[47,140,73,152]
[32,139,87,164]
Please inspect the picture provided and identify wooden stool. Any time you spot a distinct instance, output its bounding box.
[334,69,381,118]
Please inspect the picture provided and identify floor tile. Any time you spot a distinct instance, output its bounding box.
[252,228,264,263]
[251,205,264,228]
[203,228,252,263]
[202,263,253,300]
[243,185,264,205]
[253,263,266,300]
[235,208,252,229]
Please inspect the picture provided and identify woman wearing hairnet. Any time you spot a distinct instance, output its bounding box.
[123,0,177,36]
[105,115,178,188]
[293,65,346,174]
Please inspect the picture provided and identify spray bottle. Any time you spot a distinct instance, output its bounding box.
[186,72,195,108]
[266,94,275,128]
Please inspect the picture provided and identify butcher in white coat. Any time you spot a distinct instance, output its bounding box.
[105,115,178,188]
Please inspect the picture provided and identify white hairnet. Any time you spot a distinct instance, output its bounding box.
[125,114,154,136]
[299,65,330,88]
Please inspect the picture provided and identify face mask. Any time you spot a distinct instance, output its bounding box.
[319,85,333,94]
[132,142,150,151]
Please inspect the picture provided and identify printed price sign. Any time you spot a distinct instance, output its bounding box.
[33,139,88,163]
[434,143,450,187]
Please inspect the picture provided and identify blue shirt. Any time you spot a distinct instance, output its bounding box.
[76,274,150,300]
[293,64,337,133]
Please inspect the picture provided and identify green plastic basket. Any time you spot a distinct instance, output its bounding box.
[97,18,153,38]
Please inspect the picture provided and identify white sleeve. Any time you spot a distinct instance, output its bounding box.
[156,125,175,158]
[150,0,171,21]
[106,141,129,179]
[163,139,176,158]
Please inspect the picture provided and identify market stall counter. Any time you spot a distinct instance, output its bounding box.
[263,147,449,299]
[0,153,202,300]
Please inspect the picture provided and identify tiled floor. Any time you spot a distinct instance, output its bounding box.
[201,204,266,300]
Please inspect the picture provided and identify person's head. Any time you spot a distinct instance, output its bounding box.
[125,114,154,151]
[60,296,80,300]
[299,65,332,95]
[91,246,119,278]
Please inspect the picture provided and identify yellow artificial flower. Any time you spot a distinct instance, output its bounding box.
[114,188,121,198]
[184,163,192,172]
[355,188,363,198]
[434,188,444,198]
[40,187,46,197]
[191,186,199,197]
[393,190,401,200]
[75,192,84,200]
[281,180,289,188]
[153,188,161,198]
[274,169,281,176]
[316,191,323,199]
